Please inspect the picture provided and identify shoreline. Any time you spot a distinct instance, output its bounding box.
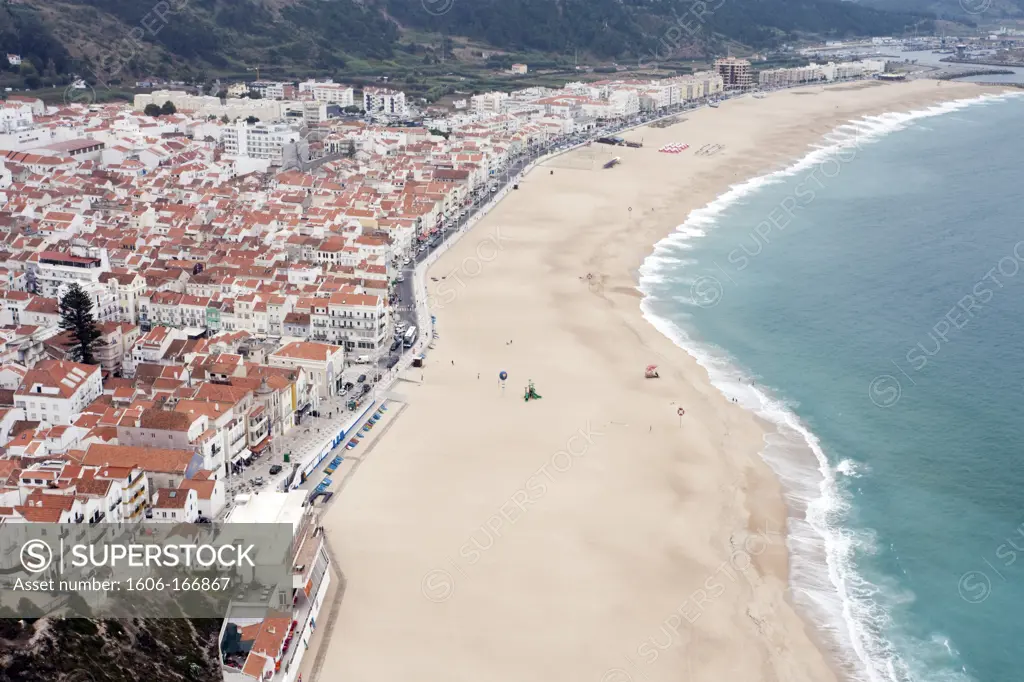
[320,80,1009,682]
[635,86,1022,680]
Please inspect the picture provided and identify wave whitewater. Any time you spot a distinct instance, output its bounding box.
[635,92,1021,682]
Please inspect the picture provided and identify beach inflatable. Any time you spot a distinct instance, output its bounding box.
[658,143,689,154]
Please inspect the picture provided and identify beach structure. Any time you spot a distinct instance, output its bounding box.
[523,380,542,401]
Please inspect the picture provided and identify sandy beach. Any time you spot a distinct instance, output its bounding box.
[318,80,1005,682]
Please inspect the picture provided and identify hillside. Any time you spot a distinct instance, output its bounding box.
[853,0,1022,21]
[0,616,221,682]
[0,0,938,89]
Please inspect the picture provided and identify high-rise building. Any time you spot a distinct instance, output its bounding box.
[714,57,753,89]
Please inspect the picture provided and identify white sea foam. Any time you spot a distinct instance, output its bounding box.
[636,93,1016,682]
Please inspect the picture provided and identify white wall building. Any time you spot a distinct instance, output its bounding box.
[14,360,103,426]
[223,121,300,166]
[471,92,509,115]
[0,102,33,135]
[151,487,199,523]
[34,250,109,300]
[310,83,354,107]
[363,87,407,118]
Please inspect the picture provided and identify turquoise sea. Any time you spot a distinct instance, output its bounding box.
[638,92,1024,682]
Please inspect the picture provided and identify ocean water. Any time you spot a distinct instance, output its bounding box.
[638,92,1024,682]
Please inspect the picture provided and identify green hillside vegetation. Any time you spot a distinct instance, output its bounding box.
[1,0,940,93]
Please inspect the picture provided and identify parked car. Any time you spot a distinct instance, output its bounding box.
[253,476,265,486]
[361,384,371,395]
[357,374,367,383]
[390,339,401,352]
[196,516,211,524]
[269,465,283,475]
[343,381,355,391]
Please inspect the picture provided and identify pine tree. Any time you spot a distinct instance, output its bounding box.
[59,283,100,365]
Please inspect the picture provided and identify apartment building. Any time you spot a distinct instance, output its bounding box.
[363,87,407,118]
[117,406,223,469]
[471,92,509,115]
[223,121,300,166]
[0,102,33,135]
[310,83,354,107]
[714,57,753,89]
[268,341,345,406]
[14,360,102,425]
[759,64,824,88]
[83,443,204,493]
[326,292,389,354]
[127,326,187,376]
[249,81,287,100]
[100,270,146,323]
[33,250,110,300]
[92,321,138,377]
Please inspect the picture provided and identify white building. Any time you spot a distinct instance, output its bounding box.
[14,360,103,425]
[759,64,824,88]
[58,280,118,322]
[471,92,509,115]
[151,487,199,523]
[221,494,331,682]
[179,475,227,519]
[608,89,640,118]
[310,83,354,107]
[363,87,407,118]
[34,250,110,301]
[250,81,286,100]
[268,341,345,407]
[0,102,33,135]
[222,120,300,166]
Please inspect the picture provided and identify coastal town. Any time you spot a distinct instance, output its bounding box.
[0,53,903,682]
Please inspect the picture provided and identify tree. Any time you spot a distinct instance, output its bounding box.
[220,114,230,123]
[144,103,161,117]
[59,283,100,365]
[160,100,177,115]
[346,139,356,158]
[245,116,259,125]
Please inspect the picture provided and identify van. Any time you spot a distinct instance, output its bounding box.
[356,355,370,364]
